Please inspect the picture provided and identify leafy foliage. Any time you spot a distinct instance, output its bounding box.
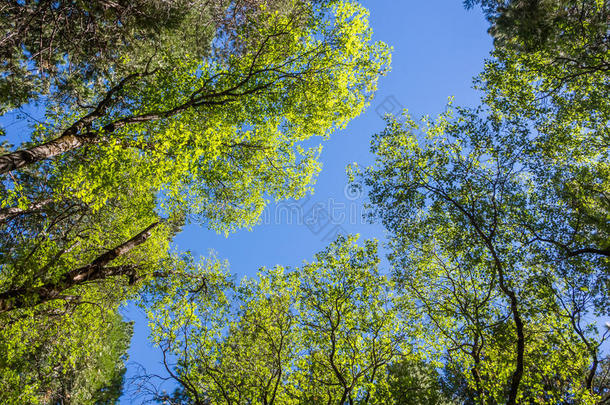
[143,236,432,404]
[3,0,609,403]
[0,0,389,400]
[356,103,609,403]
[0,0,316,112]
[0,298,133,404]
[464,0,609,53]
[1,0,390,230]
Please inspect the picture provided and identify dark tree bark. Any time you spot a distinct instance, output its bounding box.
[425,183,525,405]
[0,221,159,313]
[0,37,326,175]
[0,198,53,222]
[0,134,98,174]
[0,71,150,174]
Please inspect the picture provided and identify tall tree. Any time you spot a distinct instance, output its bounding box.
[296,236,410,405]
[0,0,389,231]
[0,293,134,404]
[142,236,419,404]
[355,105,608,403]
[0,2,390,401]
[463,0,610,265]
[0,0,388,327]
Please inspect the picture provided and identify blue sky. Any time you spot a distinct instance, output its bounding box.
[119,0,493,401]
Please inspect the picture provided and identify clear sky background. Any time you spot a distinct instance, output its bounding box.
[118,1,493,401]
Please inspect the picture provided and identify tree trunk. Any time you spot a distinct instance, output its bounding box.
[0,133,98,175]
[0,198,53,222]
[0,221,159,313]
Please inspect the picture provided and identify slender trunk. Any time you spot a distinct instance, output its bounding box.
[471,336,485,405]
[573,314,600,393]
[0,221,158,313]
[586,354,598,392]
[438,187,525,404]
[0,133,98,174]
[0,198,53,222]
[440,186,526,404]
[495,261,524,405]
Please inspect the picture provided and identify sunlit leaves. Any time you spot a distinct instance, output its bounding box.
[144,236,420,404]
[359,105,606,402]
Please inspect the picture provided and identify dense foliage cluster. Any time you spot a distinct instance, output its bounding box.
[142,236,431,403]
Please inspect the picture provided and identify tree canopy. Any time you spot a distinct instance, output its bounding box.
[348,1,610,401]
[142,236,438,404]
[0,0,389,401]
[1,0,609,403]
[355,104,608,403]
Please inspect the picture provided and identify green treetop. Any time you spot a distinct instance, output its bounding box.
[143,236,427,405]
[355,105,608,404]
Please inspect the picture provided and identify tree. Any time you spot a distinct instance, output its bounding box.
[296,236,410,405]
[464,0,609,54]
[0,0,389,311]
[355,105,608,403]
[0,0,389,229]
[476,60,610,279]
[142,235,418,404]
[351,4,610,401]
[0,0,307,113]
[461,0,610,267]
[0,3,388,397]
[0,157,174,314]
[0,131,175,401]
[0,295,133,404]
